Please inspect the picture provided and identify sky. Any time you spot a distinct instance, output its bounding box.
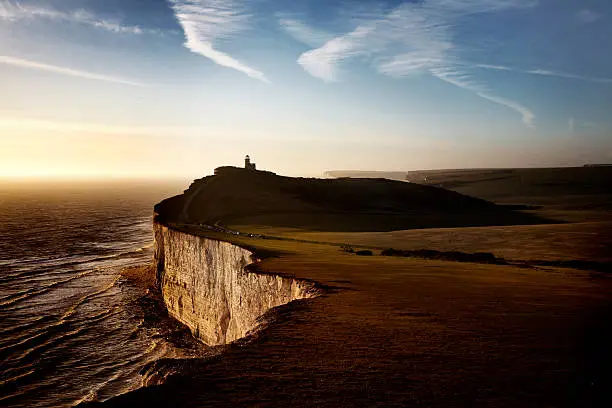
[0,0,611,178]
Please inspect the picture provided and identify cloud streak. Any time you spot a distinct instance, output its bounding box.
[429,65,535,127]
[168,0,268,82]
[0,55,145,86]
[0,1,163,35]
[474,64,612,84]
[293,0,539,126]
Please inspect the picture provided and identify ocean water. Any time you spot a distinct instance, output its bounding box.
[0,180,185,407]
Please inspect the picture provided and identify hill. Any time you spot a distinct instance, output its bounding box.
[328,167,612,206]
[155,166,545,232]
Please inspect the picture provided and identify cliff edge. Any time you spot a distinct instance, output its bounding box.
[153,221,319,346]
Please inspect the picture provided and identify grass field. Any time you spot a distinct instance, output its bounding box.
[102,219,612,407]
[228,221,612,263]
[226,166,612,264]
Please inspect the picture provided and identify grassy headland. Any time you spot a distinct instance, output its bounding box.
[98,166,612,407]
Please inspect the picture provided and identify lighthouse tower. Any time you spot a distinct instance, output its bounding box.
[244,155,257,170]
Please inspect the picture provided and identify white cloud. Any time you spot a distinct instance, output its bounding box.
[279,18,331,48]
[577,9,601,24]
[298,25,374,82]
[168,0,268,82]
[568,117,575,133]
[294,0,538,126]
[477,92,535,128]
[0,1,163,35]
[0,55,145,86]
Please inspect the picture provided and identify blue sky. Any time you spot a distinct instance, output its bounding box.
[0,0,611,178]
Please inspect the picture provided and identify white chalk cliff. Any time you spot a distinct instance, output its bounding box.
[154,221,319,346]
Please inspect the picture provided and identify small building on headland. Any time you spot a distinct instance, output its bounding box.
[214,155,273,176]
[245,155,256,170]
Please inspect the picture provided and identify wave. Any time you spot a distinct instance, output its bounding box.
[0,315,55,338]
[0,369,38,405]
[5,306,125,365]
[0,244,152,284]
[0,276,122,354]
[59,275,122,321]
[68,337,167,406]
[0,270,96,308]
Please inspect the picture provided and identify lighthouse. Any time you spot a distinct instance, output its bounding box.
[244,155,257,170]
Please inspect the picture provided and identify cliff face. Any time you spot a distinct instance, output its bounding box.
[153,221,318,346]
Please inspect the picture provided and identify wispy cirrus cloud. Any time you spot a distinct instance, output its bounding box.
[168,0,268,82]
[577,9,601,24]
[0,1,164,35]
[474,64,612,84]
[0,55,145,86]
[292,0,541,126]
[279,18,332,48]
[429,65,535,127]
[297,0,536,81]
[298,25,376,82]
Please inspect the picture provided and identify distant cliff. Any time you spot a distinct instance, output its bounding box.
[324,170,408,181]
[153,221,319,346]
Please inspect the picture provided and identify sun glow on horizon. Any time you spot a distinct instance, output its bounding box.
[2,113,611,180]
[1,0,611,177]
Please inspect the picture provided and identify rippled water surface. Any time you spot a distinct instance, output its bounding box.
[0,180,185,407]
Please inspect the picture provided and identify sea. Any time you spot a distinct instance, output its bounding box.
[0,179,189,407]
